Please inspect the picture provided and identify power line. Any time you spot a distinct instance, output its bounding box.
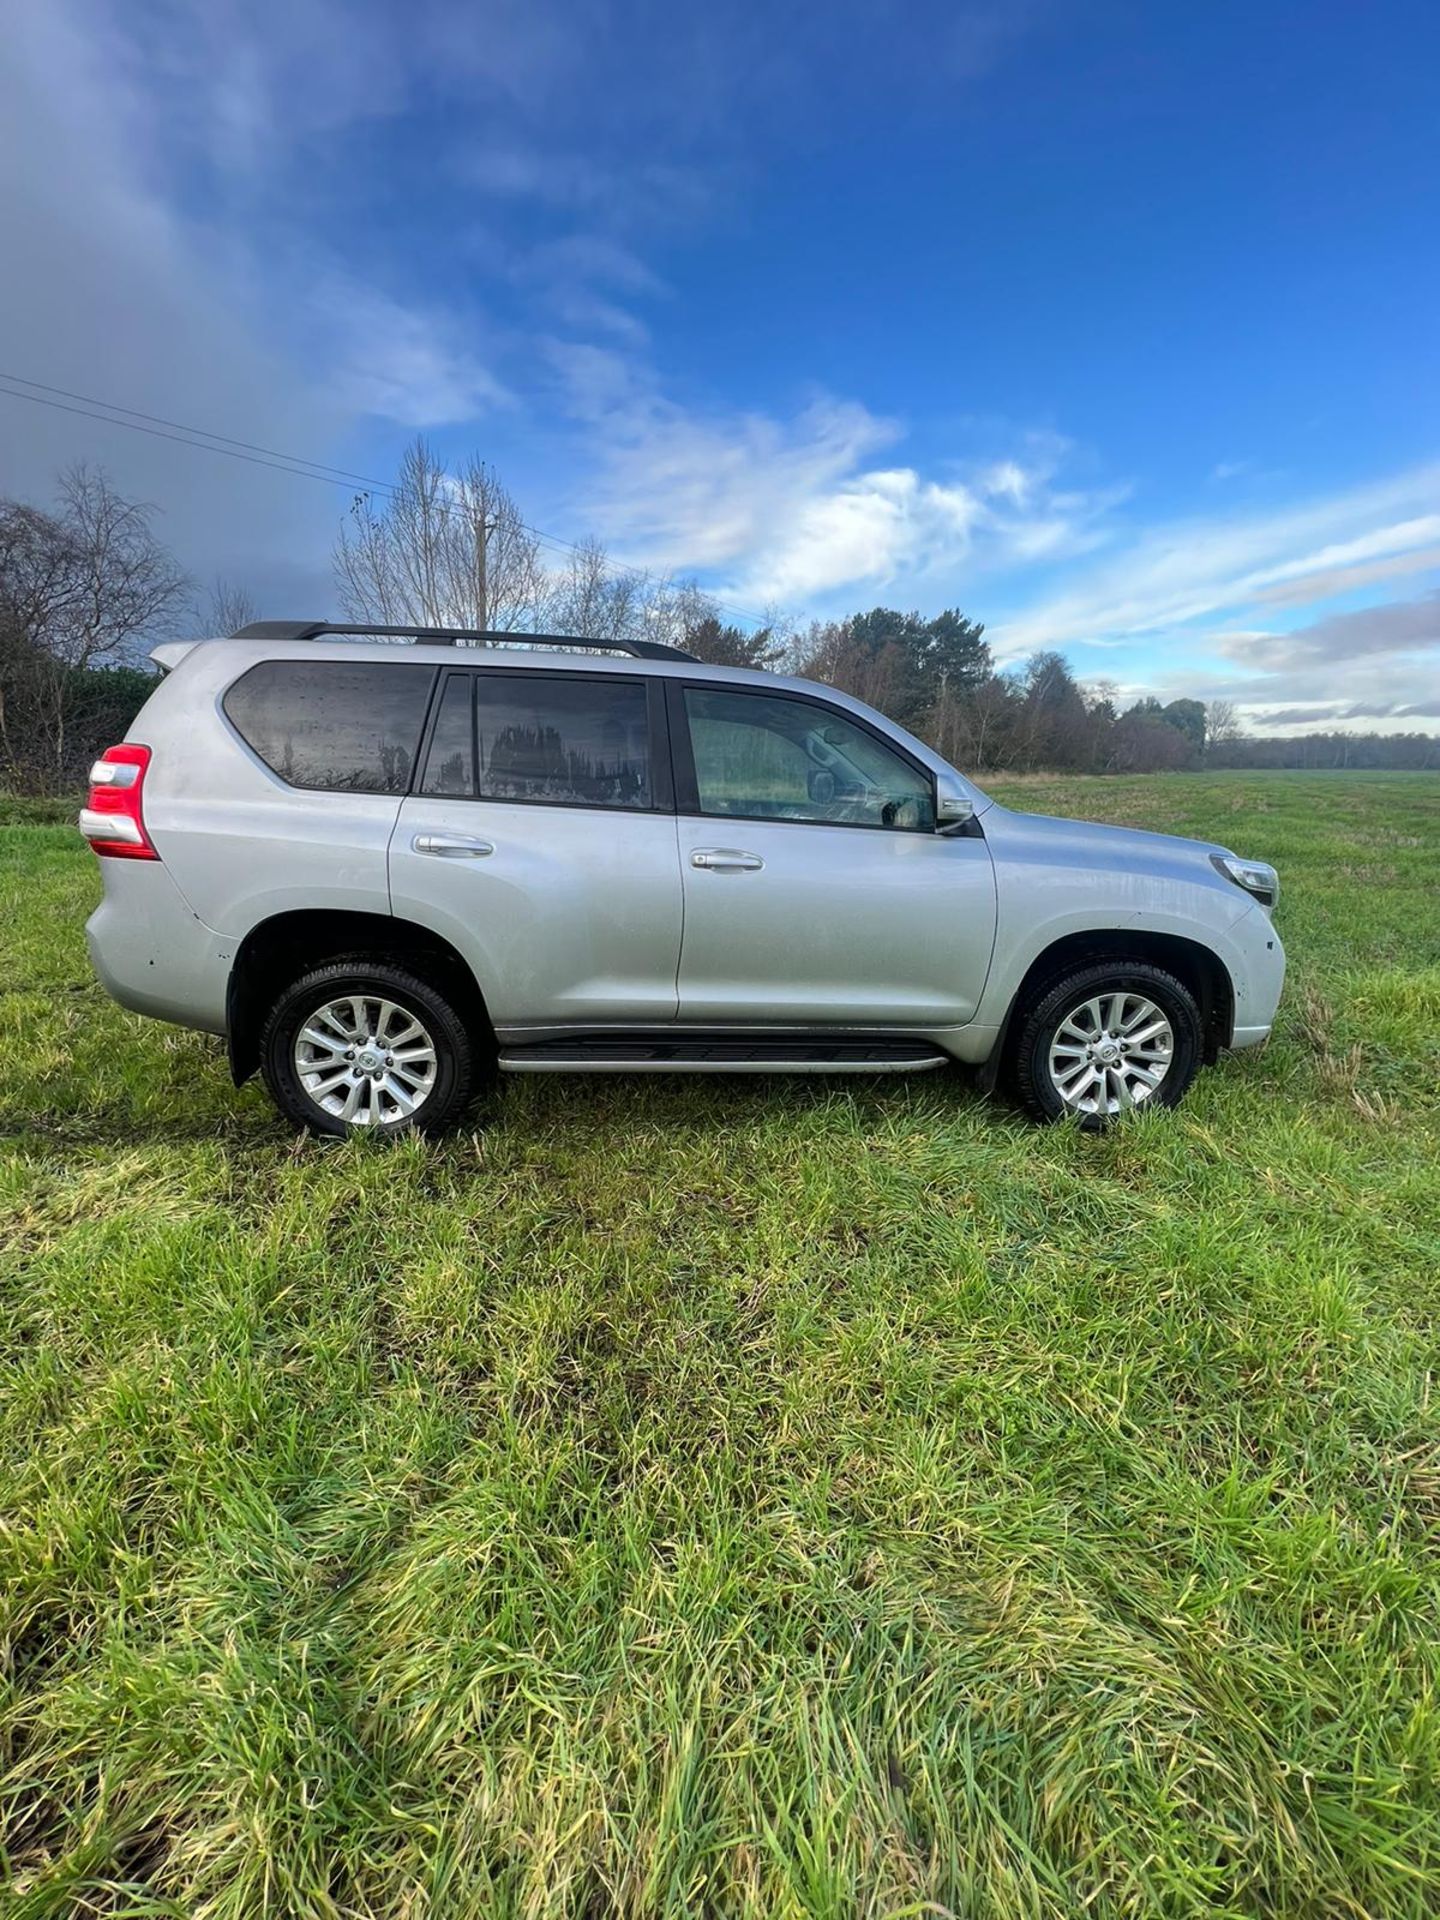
[0,373,396,491]
[0,377,377,492]
[0,371,772,629]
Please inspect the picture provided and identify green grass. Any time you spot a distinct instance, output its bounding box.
[3,771,1439,1918]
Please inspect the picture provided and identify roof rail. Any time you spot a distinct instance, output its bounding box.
[229,620,697,663]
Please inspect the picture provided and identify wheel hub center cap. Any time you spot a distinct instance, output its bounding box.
[356,1045,385,1074]
[1096,1040,1121,1063]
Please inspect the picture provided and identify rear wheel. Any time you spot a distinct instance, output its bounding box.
[261,959,477,1137]
[1007,960,1202,1127]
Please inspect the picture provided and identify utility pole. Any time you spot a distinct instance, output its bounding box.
[476,512,496,632]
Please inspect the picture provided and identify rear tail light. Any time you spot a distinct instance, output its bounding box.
[79,744,159,859]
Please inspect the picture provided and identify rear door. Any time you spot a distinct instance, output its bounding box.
[670,682,996,1028]
[390,667,683,1031]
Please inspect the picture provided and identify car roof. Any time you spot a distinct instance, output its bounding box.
[231,619,697,663]
[157,628,788,696]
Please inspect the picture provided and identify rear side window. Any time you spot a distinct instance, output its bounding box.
[420,672,652,810]
[420,672,474,796]
[224,661,435,793]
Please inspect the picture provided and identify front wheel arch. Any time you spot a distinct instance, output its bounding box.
[1005,958,1204,1126]
[978,928,1234,1091]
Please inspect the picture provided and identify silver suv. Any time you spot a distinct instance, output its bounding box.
[80,621,1285,1134]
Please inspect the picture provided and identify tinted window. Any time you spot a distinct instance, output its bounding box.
[684,687,934,831]
[446,673,651,809]
[225,661,434,793]
[421,673,474,796]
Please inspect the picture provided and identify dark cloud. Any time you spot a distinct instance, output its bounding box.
[1262,697,1440,726]
[0,6,346,615]
[1135,590,1440,734]
[1221,592,1440,669]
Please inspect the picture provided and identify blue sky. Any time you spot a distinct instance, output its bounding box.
[2,0,1438,729]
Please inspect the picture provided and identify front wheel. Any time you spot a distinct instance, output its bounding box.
[260,959,478,1137]
[1006,960,1203,1127]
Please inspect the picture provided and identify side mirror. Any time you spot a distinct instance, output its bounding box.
[935,778,975,835]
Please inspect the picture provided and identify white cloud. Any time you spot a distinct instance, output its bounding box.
[307,280,510,428]
[0,0,518,614]
[548,360,1120,607]
[512,236,669,349]
[522,236,668,297]
[1255,543,1440,607]
[1113,592,1440,734]
[989,465,1440,659]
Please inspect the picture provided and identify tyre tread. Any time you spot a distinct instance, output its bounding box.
[1005,958,1202,1127]
[259,955,476,1137]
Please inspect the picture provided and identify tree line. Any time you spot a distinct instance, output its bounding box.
[3,443,1437,790]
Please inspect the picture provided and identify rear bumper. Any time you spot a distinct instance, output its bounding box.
[85,860,232,1035]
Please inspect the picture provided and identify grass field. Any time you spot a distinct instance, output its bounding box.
[3,771,1439,1918]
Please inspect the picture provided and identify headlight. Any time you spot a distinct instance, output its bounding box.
[1211,853,1279,908]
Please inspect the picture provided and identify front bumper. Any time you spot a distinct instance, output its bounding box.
[1224,905,1286,1049]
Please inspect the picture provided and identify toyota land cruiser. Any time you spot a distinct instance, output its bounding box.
[80,621,1285,1134]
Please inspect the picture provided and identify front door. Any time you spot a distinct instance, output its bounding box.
[390,667,683,1032]
[670,683,996,1028]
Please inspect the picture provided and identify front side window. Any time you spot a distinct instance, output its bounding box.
[683,687,934,831]
[223,661,434,793]
[420,672,652,810]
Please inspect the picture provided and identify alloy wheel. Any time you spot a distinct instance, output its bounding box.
[292,994,439,1127]
[1047,990,1174,1117]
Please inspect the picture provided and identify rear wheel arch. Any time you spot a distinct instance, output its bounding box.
[980,928,1234,1089]
[226,908,494,1085]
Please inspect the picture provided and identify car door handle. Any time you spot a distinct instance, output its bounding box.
[691,848,764,872]
[412,833,495,858]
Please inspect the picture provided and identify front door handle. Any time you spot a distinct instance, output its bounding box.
[412,833,495,859]
[691,848,764,872]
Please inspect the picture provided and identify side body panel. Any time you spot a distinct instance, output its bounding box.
[389,799,684,1027]
[674,818,997,1026]
[665,676,998,1029]
[974,805,1287,1042]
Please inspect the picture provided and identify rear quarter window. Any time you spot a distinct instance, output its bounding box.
[223,660,435,793]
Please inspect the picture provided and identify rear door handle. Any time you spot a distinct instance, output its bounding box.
[412,833,495,858]
[691,848,764,872]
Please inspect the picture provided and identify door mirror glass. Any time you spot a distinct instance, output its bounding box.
[935,778,975,834]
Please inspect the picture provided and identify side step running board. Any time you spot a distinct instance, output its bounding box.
[498,1036,950,1074]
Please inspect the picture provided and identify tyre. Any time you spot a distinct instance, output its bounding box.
[260,958,478,1137]
[1006,960,1203,1127]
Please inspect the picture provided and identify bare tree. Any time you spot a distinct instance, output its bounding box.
[1,466,189,782]
[957,672,1023,771]
[542,536,641,642]
[1205,698,1242,746]
[636,574,715,652]
[540,537,723,655]
[791,617,913,718]
[47,465,191,671]
[204,576,258,634]
[333,438,543,632]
